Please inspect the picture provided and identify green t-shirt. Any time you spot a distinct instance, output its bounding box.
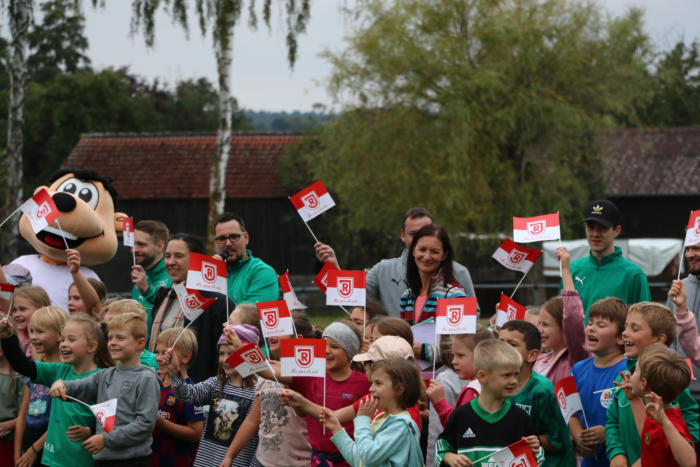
[509,371,575,466]
[34,362,100,467]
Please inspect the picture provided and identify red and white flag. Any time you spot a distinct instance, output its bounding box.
[186,253,227,295]
[686,358,695,380]
[90,398,117,433]
[227,343,270,377]
[492,238,542,274]
[172,283,216,322]
[289,181,336,222]
[684,210,700,247]
[495,294,527,327]
[257,300,295,338]
[280,338,326,377]
[486,439,538,466]
[313,261,338,293]
[0,283,14,302]
[20,189,60,234]
[513,213,561,243]
[122,216,135,247]
[554,376,583,423]
[279,271,307,310]
[435,297,478,334]
[326,270,366,307]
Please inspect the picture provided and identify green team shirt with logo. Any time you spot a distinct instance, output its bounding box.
[509,371,575,466]
[34,362,100,467]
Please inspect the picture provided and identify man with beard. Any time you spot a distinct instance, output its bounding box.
[131,220,172,338]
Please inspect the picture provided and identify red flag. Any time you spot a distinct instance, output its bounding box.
[172,283,216,322]
[122,217,135,247]
[685,210,700,246]
[513,213,561,243]
[0,283,15,302]
[280,338,326,377]
[227,343,269,377]
[326,270,366,307]
[90,398,117,433]
[492,238,542,273]
[279,271,307,310]
[495,294,527,327]
[554,376,583,423]
[435,297,478,334]
[488,439,538,466]
[257,300,295,338]
[686,358,695,380]
[313,261,338,293]
[289,181,336,222]
[186,253,227,295]
[20,188,60,234]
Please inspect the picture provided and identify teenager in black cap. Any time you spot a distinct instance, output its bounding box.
[567,200,651,319]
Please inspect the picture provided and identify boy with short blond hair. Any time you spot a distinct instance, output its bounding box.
[570,297,628,466]
[49,312,160,467]
[606,302,699,467]
[103,300,159,370]
[625,343,696,467]
[435,339,543,466]
[152,327,204,467]
[499,320,575,466]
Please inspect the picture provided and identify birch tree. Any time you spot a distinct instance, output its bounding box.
[131,0,311,250]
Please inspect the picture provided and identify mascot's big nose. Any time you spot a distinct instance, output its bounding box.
[52,192,76,212]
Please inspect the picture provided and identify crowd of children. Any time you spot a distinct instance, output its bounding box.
[0,243,699,467]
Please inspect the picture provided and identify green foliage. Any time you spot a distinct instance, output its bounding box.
[291,0,654,259]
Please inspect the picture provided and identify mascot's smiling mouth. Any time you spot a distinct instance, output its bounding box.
[36,226,104,250]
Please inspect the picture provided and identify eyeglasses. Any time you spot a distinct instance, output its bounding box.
[214,233,244,244]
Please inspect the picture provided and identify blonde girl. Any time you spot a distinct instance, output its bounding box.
[11,287,51,357]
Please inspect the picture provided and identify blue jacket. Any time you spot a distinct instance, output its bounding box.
[331,413,423,467]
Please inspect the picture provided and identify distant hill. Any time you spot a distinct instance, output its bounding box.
[244,109,336,131]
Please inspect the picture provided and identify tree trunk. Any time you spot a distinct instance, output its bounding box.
[3,0,32,263]
[207,25,233,254]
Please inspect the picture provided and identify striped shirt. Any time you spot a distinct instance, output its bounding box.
[171,375,257,467]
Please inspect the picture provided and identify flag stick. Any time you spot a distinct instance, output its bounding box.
[66,395,92,409]
[292,319,298,338]
[132,249,136,267]
[471,445,511,465]
[581,408,590,429]
[363,307,366,342]
[677,242,685,281]
[323,373,327,435]
[510,271,529,299]
[225,290,230,321]
[339,305,350,315]
[432,328,437,381]
[265,360,280,385]
[0,207,21,230]
[55,220,70,250]
[171,319,196,349]
[558,237,563,278]
[303,220,319,244]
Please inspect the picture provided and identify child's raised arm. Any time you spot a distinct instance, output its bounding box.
[645,392,697,467]
[557,247,575,291]
[0,321,38,379]
[670,280,700,368]
[67,249,102,318]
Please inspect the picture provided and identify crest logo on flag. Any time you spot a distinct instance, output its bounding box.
[95,410,106,425]
[201,261,217,283]
[242,348,262,365]
[447,305,463,325]
[338,278,354,298]
[185,294,203,309]
[527,220,545,236]
[557,388,567,410]
[508,250,525,264]
[295,346,314,368]
[262,308,279,328]
[507,304,519,320]
[303,192,319,210]
[510,455,530,467]
[36,202,51,219]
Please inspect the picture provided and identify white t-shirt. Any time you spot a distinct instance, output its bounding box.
[10,254,100,311]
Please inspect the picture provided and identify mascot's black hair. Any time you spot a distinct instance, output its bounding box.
[49,169,118,210]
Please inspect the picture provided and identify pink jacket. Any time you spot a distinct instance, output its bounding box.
[676,310,700,368]
[533,290,590,385]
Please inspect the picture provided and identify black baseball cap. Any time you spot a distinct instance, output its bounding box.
[583,200,621,227]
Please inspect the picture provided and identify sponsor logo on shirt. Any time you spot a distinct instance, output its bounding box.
[463,427,476,438]
[158,409,172,420]
[599,388,614,409]
[515,403,532,415]
[166,395,177,407]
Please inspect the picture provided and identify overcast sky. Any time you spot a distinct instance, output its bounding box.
[83,0,700,112]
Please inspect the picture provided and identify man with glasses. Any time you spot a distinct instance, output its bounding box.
[212,212,279,304]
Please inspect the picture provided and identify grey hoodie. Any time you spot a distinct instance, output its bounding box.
[64,364,160,461]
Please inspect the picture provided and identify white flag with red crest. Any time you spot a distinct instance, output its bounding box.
[280,338,326,377]
[20,188,60,234]
[513,213,561,243]
[495,294,527,327]
[172,283,216,322]
[485,439,538,466]
[279,271,307,310]
[122,217,135,247]
[257,300,295,338]
[186,253,227,295]
[435,297,478,334]
[685,210,700,247]
[554,376,583,424]
[226,343,270,377]
[90,398,117,433]
[326,270,366,307]
[313,261,338,293]
[0,283,14,302]
[492,238,542,274]
[289,181,336,222]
